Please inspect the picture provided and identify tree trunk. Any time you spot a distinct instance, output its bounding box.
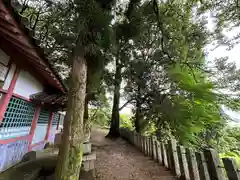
[135,107,141,133]
[55,50,87,180]
[84,97,91,142]
[84,98,88,124]
[135,85,141,133]
[107,58,122,138]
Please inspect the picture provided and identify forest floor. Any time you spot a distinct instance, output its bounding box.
[90,127,175,180]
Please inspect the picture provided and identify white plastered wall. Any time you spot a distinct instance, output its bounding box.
[13,70,44,99]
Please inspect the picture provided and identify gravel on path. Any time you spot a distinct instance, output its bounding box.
[91,128,175,180]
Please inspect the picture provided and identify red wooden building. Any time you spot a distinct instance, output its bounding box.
[0,0,66,171]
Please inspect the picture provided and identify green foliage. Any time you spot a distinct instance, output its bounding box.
[90,108,111,127]
[197,0,240,47]
[18,0,240,154]
[120,114,134,130]
[120,0,240,147]
[213,127,240,152]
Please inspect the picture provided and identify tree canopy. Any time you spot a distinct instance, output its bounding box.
[17,0,240,178]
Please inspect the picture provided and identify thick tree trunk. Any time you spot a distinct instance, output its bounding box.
[84,98,88,123]
[135,108,141,133]
[84,97,91,142]
[107,59,122,138]
[55,51,87,180]
[135,85,141,133]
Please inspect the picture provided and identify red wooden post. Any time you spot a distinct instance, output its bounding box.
[0,67,20,122]
[45,111,54,141]
[28,106,41,151]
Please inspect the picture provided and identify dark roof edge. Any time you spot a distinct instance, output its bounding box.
[3,0,68,93]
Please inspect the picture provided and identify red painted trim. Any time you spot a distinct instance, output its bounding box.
[0,89,31,102]
[0,67,20,122]
[30,140,45,149]
[28,106,41,151]
[0,135,30,145]
[12,93,31,102]
[45,111,54,141]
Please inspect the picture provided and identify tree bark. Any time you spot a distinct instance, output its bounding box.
[84,98,88,124]
[55,50,87,180]
[107,58,122,138]
[135,85,141,133]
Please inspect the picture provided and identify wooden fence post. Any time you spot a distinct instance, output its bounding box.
[168,139,181,177]
[135,132,137,147]
[135,132,138,147]
[177,146,190,180]
[156,141,162,164]
[143,136,146,154]
[222,158,240,180]
[148,137,151,156]
[195,152,210,180]
[186,148,200,180]
[144,136,148,155]
[152,136,157,160]
[161,143,169,168]
[150,136,154,158]
[137,133,140,149]
[141,135,144,152]
[138,134,141,149]
[146,137,149,156]
[132,131,134,144]
[204,149,225,180]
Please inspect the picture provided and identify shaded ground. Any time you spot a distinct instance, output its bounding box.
[0,128,174,180]
[91,128,175,180]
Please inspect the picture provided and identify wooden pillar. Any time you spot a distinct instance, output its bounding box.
[141,135,144,152]
[162,143,169,168]
[144,136,147,155]
[222,158,240,180]
[177,145,190,180]
[195,152,210,180]
[204,149,225,180]
[0,68,20,122]
[168,139,181,177]
[28,106,41,151]
[152,137,157,160]
[44,111,54,141]
[156,141,162,164]
[186,148,200,180]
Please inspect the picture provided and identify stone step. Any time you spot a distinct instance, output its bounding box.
[82,151,96,172]
[54,133,92,155]
[21,150,58,162]
[83,142,91,155]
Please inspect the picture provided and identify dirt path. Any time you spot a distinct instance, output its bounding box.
[91,128,175,180]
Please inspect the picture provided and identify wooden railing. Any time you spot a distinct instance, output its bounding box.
[120,128,240,180]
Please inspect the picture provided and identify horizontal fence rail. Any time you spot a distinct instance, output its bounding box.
[119,128,240,180]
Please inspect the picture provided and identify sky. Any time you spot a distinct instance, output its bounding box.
[205,16,240,123]
[207,43,240,123]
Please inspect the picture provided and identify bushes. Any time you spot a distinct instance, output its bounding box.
[120,114,134,130]
[90,108,110,127]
